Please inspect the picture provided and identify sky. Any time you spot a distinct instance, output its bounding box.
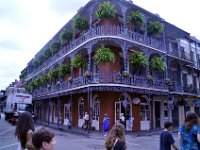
[0,0,199,90]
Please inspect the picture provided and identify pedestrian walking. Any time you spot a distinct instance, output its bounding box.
[178,111,200,150]
[31,127,56,150]
[15,111,35,150]
[105,123,126,150]
[160,121,178,150]
[103,114,110,136]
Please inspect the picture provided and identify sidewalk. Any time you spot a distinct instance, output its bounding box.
[35,120,178,139]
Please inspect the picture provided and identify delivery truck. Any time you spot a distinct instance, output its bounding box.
[4,87,35,124]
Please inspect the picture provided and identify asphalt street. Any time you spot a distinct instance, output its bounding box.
[0,113,179,150]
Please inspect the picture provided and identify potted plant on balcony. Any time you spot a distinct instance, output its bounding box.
[48,67,60,82]
[71,54,87,69]
[164,78,171,85]
[127,11,144,31]
[84,71,91,78]
[43,47,52,60]
[96,1,117,26]
[147,21,164,37]
[147,75,153,83]
[50,40,61,55]
[68,76,73,83]
[96,1,116,20]
[149,56,166,72]
[129,51,146,68]
[59,29,73,46]
[123,71,129,78]
[94,45,115,64]
[73,15,89,33]
[59,64,71,76]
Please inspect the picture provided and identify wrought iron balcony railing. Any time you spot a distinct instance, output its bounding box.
[26,25,165,80]
[32,72,167,98]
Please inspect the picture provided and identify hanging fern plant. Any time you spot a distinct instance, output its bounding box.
[96,1,116,20]
[71,54,87,69]
[50,40,61,54]
[48,67,60,81]
[129,52,146,68]
[72,15,89,31]
[147,21,164,36]
[59,29,73,43]
[94,45,116,64]
[149,56,166,72]
[59,64,71,76]
[127,11,144,29]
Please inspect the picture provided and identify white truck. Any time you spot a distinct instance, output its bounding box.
[4,87,34,124]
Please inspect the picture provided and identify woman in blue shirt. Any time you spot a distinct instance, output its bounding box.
[178,112,200,150]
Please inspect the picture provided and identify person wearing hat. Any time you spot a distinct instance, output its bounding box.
[103,113,110,136]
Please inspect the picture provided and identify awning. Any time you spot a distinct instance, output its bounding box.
[193,100,200,106]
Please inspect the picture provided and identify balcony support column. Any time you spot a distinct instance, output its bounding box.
[180,64,184,92]
[122,43,128,71]
[122,7,127,29]
[89,8,94,30]
[146,51,151,76]
[87,46,92,72]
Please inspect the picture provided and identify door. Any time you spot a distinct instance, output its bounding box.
[155,101,160,128]
[140,103,150,130]
[78,98,84,128]
[115,101,132,131]
[92,98,100,130]
[172,105,179,127]
[64,104,70,126]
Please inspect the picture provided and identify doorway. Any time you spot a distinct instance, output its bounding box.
[64,104,70,126]
[155,101,160,128]
[115,93,132,131]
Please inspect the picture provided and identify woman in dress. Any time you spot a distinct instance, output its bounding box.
[15,111,35,150]
[178,111,200,150]
[105,123,126,150]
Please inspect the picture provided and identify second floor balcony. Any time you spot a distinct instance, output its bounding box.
[32,72,168,98]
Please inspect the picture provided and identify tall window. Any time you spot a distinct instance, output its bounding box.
[78,98,84,119]
[92,96,100,120]
[140,103,149,121]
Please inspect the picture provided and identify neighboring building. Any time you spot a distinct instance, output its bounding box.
[0,90,6,112]
[20,0,200,131]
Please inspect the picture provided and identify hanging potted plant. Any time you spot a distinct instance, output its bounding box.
[59,29,73,46]
[71,54,87,69]
[68,76,73,83]
[50,40,61,55]
[127,11,144,31]
[129,52,146,68]
[147,75,154,83]
[43,47,52,59]
[149,56,166,72]
[94,45,115,64]
[147,21,164,36]
[96,1,117,26]
[48,67,60,82]
[73,15,89,32]
[123,71,129,78]
[59,64,71,76]
[84,71,91,78]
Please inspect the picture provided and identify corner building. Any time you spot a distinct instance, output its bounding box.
[21,0,200,131]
